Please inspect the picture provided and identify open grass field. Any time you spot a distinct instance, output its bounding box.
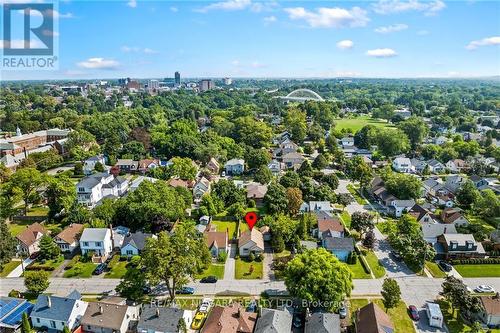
[454,264,500,277]
[235,259,263,279]
[0,261,21,277]
[334,116,395,132]
[195,263,225,280]
[425,261,447,278]
[365,251,386,278]
[63,262,97,278]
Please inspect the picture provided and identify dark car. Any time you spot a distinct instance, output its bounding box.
[93,263,106,275]
[408,305,420,321]
[292,315,303,328]
[176,287,195,294]
[438,260,452,272]
[390,251,402,261]
[142,286,152,294]
[200,276,218,283]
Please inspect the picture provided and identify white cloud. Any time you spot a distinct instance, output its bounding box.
[417,30,429,35]
[466,36,500,50]
[284,6,369,28]
[251,61,266,68]
[372,0,445,16]
[121,46,158,54]
[127,0,137,8]
[170,6,178,12]
[231,60,240,66]
[374,23,408,33]
[366,48,398,57]
[196,0,276,13]
[0,39,44,49]
[336,40,354,49]
[143,48,158,54]
[263,15,277,23]
[77,58,119,70]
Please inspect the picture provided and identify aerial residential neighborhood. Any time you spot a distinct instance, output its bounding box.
[1,1,499,333]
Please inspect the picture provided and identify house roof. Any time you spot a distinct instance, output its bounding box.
[282,152,304,160]
[168,178,194,188]
[31,293,82,322]
[201,304,257,333]
[323,237,354,252]
[355,302,394,333]
[392,199,416,208]
[116,159,138,167]
[80,228,110,243]
[238,229,264,251]
[317,213,344,234]
[205,230,228,250]
[56,224,84,245]
[137,305,186,332]
[122,232,151,251]
[16,223,47,247]
[81,302,130,330]
[441,233,477,245]
[408,204,431,221]
[304,312,340,333]
[138,159,158,169]
[225,158,244,166]
[246,183,268,199]
[254,308,292,333]
[421,223,457,239]
[480,295,500,316]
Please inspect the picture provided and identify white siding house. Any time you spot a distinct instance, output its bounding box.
[79,228,113,262]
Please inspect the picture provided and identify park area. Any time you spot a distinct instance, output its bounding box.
[334,116,395,132]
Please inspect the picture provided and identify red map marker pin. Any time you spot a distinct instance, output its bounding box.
[244,212,258,231]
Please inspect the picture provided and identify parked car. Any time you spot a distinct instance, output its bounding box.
[200,276,218,283]
[408,305,420,321]
[93,263,106,275]
[292,315,303,328]
[247,300,257,312]
[475,285,495,293]
[339,305,347,319]
[438,260,452,272]
[176,286,195,294]
[390,251,402,261]
[191,298,213,330]
[142,285,152,294]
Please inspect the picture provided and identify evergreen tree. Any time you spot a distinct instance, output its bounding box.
[21,312,31,333]
[0,220,17,267]
[39,235,60,260]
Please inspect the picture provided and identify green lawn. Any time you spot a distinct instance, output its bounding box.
[0,261,21,277]
[347,260,372,279]
[334,116,395,132]
[235,259,263,279]
[195,263,225,280]
[273,250,291,259]
[63,262,97,278]
[104,256,130,279]
[339,211,351,228]
[30,255,64,271]
[376,221,396,236]
[365,251,386,278]
[348,299,415,333]
[438,300,475,333]
[26,206,49,216]
[8,220,32,236]
[425,261,447,278]
[211,220,239,239]
[347,184,367,205]
[454,264,500,277]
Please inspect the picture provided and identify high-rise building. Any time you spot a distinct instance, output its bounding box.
[199,79,215,92]
[174,71,181,85]
[148,79,159,91]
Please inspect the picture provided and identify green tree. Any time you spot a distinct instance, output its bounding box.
[354,125,379,149]
[264,181,288,214]
[142,223,210,301]
[286,187,303,216]
[298,160,314,178]
[350,212,374,239]
[62,326,70,333]
[115,267,147,301]
[213,179,246,206]
[398,117,429,149]
[24,271,50,295]
[322,173,339,191]
[312,154,328,169]
[39,235,61,260]
[21,312,31,333]
[284,107,307,142]
[381,278,401,312]
[94,161,105,172]
[456,180,481,209]
[254,165,272,184]
[284,248,352,311]
[227,202,246,222]
[46,175,76,221]
[0,220,17,268]
[376,129,410,157]
[169,157,198,181]
[385,173,422,200]
[475,189,500,218]
[279,171,301,188]
[6,168,45,215]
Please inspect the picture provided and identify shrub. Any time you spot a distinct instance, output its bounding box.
[217,251,228,263]
[255,254,264,262]
[8,290,21,298]
[249,252,255,262]
[248,200,256,208]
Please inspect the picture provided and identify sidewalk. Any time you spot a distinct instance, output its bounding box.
[7,258,33,277]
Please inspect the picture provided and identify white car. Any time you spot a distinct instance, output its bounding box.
[475,285,495,293]
[199,298,214,312]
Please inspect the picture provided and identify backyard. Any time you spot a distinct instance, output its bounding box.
[334,116,395,132]
[195,263,225,280]
[235,258,263,279]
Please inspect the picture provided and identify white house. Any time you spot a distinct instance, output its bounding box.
[340,136,355,147]
[238,229,264,257]
[31,292,88,333]
[224,159,245,175]
[83,155,106,175]
[389,199,416,218]
[76,172,129,208]
[300,201,333,213]
[193,177,211,200]
[427,159,445,173]
[79,228,113,262]
[392,157,413,173]
[445,159,467,173]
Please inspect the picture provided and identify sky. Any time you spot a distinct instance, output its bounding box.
[1,0,500,80]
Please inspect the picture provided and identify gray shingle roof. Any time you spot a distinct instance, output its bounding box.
[122,232,151,251]
[305,313,340,333]
[32,294,79,322]
[254,308,292,333]
[323,237,354,252]
[80,228,110,243]
[137,305,185,332]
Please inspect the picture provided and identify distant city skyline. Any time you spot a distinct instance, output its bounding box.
[2,0,500,80]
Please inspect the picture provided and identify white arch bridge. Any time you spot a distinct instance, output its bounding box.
[274,88,325,102]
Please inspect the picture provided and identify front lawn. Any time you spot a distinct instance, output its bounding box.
[0,260,21,277]
[364,251,386,278]
[349,299,415,333]
[29,255,64,271]
[347,260,371,279]
[104,256,130,279]
[195,263,225,280]
[454,264,500,277]
[235,259,263,279]
[425,261,447,278]
[339,211,351,228]
[63,262,97,278]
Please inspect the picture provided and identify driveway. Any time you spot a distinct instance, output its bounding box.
[373,227,415,278]
[262,246,274,282]
[223,245,236,281]
[7,258,33,277]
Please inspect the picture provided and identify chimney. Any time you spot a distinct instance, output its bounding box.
[155,308,160,317]
[47,296,51,308]
[98,304,103,314]
[444,227,447,234]
[237,307,242,318]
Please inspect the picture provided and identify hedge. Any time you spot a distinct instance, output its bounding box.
[354,245,372,274]
[450,258,500,265]
[25,265,55,271]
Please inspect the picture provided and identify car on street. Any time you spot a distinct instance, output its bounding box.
[408,305,420,321]
[142,285,152,294]
[247,300,257,312]
[93,263,106,275]
[438,260,452,272]
[390,251,402,261]
[200,276,218,283]
[475,285,495,293]
[176,286,195,294]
